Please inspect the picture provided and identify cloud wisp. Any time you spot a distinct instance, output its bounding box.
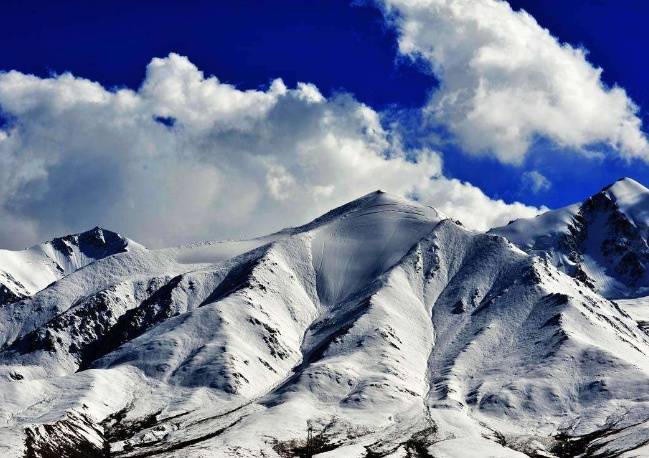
[0,54,541,249]
[379,0,649,164]
[522,170,551,194]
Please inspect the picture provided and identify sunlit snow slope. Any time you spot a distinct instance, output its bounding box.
[3,188,649,457]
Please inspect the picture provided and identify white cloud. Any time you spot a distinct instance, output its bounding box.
[412,176,544,229]
[0,53,541,248]
[522,170,551,193]
[379,0,649,163]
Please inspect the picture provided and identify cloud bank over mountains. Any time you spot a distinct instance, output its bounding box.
[0,53,540,249]
[380,0,649,163]
[2,0,648,249]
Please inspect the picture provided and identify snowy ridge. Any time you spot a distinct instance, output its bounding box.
[2,189,649,456]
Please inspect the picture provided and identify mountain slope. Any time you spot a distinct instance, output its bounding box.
[2,190,649,457]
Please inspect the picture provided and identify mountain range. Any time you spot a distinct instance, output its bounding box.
[3,178,649,457]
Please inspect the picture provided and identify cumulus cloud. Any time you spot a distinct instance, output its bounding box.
[379,0,649,163]
[412,176,545,229]
[0,53,541,249]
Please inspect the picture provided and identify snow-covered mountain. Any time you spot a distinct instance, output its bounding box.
[3,188,649,457]
[491,177,649,300]
[0,227,142,305]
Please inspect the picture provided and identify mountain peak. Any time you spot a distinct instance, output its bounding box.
[601,177,649,207]
[282,190,443,236]
[46,226,133,256]
[0,227,142,305]
[353,188,412,205]
[492,177,649,298]
[49,225,118,240]
[604,176,644,189]
[595,177,649,230]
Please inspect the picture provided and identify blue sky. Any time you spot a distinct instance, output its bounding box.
[1,0,649,247]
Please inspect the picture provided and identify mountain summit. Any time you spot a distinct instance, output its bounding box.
[2,185,649,457]
[491,177,649,299]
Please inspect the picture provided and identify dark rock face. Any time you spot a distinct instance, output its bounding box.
[568,192,649,293]
[24,410,108,458]
[0,283,23,306]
